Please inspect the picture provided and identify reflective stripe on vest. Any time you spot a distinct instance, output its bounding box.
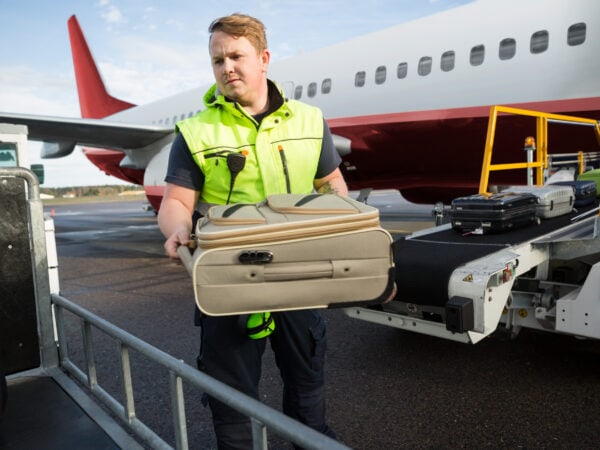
[177,84,323,205]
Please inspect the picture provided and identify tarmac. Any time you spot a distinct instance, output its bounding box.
[36,195,600,449]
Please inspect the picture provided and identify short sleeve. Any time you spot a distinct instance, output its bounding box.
[315,119,342,179]
[164,133,205,191]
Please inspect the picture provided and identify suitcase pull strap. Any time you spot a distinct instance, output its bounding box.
[293,193,322,207]
[222,203,251,218]
[207,203,267,226]
[268,194,363,215]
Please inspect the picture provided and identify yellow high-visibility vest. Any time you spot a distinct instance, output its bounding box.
[177,82,323,205]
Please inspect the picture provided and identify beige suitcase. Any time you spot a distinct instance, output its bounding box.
[178,193,395,316]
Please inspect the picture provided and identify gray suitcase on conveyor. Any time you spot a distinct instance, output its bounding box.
[178,194,395,316]
[503,185,574,218]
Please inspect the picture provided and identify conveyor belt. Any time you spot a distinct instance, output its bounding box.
[392,202,599,307]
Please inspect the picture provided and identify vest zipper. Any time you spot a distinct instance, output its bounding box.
[277,145,291,194]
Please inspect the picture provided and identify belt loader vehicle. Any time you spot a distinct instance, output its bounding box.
[345,107,600,344]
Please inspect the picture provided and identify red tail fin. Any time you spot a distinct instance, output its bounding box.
[68,15,136,118]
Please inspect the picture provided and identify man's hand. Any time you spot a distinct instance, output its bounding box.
[158,183,198,259]
[164,227,192,259]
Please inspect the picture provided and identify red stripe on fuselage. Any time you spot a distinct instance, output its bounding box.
[328,97,600,128]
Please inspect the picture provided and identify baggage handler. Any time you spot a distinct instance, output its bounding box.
[158,13,348,449]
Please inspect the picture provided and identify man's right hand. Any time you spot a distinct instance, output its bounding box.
[164,228,191,259]
[157,183,198,259]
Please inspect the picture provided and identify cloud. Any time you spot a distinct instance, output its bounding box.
[0,66,77,116]
[98,0,125,25]
[97,36,212,103]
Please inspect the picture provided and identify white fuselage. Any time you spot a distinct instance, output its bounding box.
[98,0,600,199]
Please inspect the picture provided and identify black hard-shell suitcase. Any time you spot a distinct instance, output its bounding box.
[549,180,597,207]
[450,192,538,233]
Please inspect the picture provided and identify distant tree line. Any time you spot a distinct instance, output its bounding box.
[40,185,144,198]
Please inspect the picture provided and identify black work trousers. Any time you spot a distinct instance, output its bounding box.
[197,309,336,450]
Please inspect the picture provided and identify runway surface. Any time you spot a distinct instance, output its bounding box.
[46,197,600,449]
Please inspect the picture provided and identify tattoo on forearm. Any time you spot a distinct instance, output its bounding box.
[317,182,338,194]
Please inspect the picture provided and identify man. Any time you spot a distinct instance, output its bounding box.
[158,13,347,449]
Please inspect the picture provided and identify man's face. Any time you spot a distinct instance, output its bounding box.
[209,30,270,108]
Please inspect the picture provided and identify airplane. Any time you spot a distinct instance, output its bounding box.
[1,0,599,211]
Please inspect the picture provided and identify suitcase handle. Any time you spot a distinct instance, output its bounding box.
[264,261,333,282]
[177,245,194,277]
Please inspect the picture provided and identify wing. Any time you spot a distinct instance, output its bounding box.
[0,112,173,158]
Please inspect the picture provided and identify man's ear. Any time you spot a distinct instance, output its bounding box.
[261,49,271,71]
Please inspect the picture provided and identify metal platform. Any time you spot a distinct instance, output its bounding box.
[0,374,133,450]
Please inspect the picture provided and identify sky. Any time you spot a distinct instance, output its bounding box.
[0,0,473,187]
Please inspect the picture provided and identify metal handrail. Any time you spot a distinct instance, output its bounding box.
[52,293,350,450]
[478,105,600,193]
[547,151,600,175]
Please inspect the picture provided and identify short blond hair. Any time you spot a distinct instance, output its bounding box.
[208,13,268,53]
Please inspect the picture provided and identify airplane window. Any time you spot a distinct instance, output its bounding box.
[180,114,185,120]
[321,78,332,94]
[568,23,586,46]
[470,45,485,66]
[173,115,178,124]
[440,51,455,72]
[499,38,516,60]
[418,57,432,76]
[355,71,366,87]
[294,85,303,99]
[165,118,170,125]
[188,112,194,117]
[530,30,549,54]
[158,119,163,124]
[307,82,317,97]
[397,63,407,79]
[375,66,386,85]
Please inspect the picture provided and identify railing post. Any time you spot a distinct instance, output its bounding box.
[536,116,548,185]
[170,371,189,450]
[82,320,98,388]
[53,302,69,364]
[479,106,498,193]
[119,342,136,422]
[251,417,268,450]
